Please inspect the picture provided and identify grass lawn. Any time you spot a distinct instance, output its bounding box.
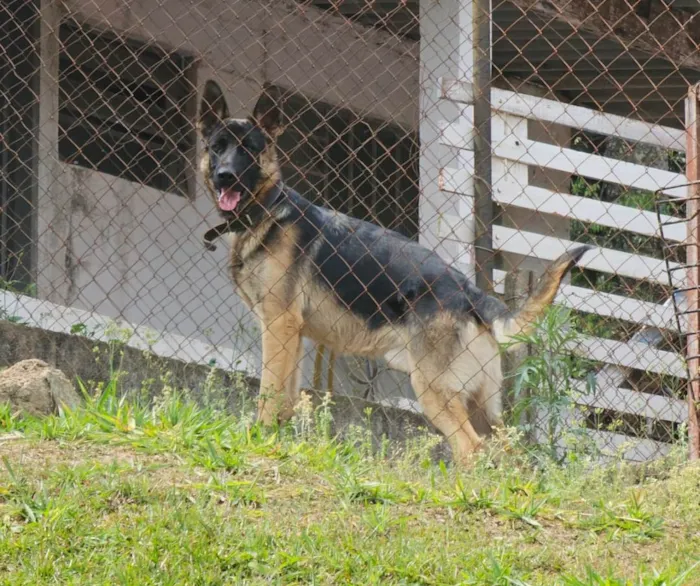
[0,390,699,585]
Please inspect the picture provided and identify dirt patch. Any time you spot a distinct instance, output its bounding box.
[0,437,180,479]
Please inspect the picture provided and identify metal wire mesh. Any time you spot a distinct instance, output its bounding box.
[656,181,700,461]
[1,0,699,464]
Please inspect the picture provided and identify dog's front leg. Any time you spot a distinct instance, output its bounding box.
[278,340,304,423]
[258,308,304,427]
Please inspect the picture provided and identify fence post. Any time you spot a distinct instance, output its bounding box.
[503,269,535,432]
[685,83,700,461]
[471,0,493,292]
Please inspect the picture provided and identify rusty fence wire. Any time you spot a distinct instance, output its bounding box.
[1,0,699,465]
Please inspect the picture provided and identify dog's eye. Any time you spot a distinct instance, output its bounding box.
[211,138,228,154]
[239,141,255,154]
[242,131,264,153]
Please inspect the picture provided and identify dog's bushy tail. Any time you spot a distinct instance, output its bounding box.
[492,245,593,347]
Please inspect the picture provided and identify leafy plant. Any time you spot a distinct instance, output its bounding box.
[0,402,19,431]
[0,281,30,325]
[578,491,665,541]
[504,306,597,463]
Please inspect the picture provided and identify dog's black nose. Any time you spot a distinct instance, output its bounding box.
[215,169,235,186]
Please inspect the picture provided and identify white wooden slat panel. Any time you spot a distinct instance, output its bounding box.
[440,121,688,197]
[495,135,687,198]
[573,381,688,423]
[531,406,566,448]
[456,149,475,208]
[456,2,473,85]
[594,430,673,461]
[586,430,672,461]
[493,89,686,152]
[566,335,685,378]
[440,77,686,152]
[491,268,678,331]
[455,152,477,276]
[434,214,460,240]
[434,213,474,243]
[442,167,686,242]
[495,179,685,242]
[492,226,681,286]
[440,77,473,103]
[532,408,671,462]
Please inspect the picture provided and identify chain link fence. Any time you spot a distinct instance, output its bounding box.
[1,0,699,464]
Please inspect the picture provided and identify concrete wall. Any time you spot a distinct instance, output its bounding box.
[0,319,450,459]
[33,0,419,387]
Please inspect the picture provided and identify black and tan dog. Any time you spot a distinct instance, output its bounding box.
[198,81,591,464]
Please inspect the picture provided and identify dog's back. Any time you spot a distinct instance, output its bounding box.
[280,187,505,331]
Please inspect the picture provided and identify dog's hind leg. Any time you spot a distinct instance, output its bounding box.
[258,306,304,426]
[410,369,483,465]
[478,358,505,430]
[479,378,504,430]
[406,321,485,465]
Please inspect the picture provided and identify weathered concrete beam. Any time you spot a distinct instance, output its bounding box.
[61,0,418,128]
[507,0,700,71]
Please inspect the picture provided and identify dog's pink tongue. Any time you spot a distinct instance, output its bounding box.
[218,188,241,212]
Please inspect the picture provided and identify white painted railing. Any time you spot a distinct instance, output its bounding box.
[438,78,688,460]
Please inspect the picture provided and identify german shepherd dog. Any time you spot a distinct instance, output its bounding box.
[198,81,591,465]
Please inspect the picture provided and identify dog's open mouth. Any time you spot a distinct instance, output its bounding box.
[218,188,241,212]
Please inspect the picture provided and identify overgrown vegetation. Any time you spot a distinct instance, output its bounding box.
[1,363,699,584]
[504,306,599,463]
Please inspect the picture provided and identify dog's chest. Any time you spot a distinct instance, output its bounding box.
[226,232,270,308]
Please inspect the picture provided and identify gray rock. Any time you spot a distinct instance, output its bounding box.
[0,359,81,417]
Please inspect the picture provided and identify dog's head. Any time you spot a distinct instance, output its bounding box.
[198,81,283,218]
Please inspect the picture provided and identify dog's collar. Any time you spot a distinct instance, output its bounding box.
[203,183,284,251]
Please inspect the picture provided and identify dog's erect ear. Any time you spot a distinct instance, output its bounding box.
[252,86,283,138]
[199,80,230,140]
